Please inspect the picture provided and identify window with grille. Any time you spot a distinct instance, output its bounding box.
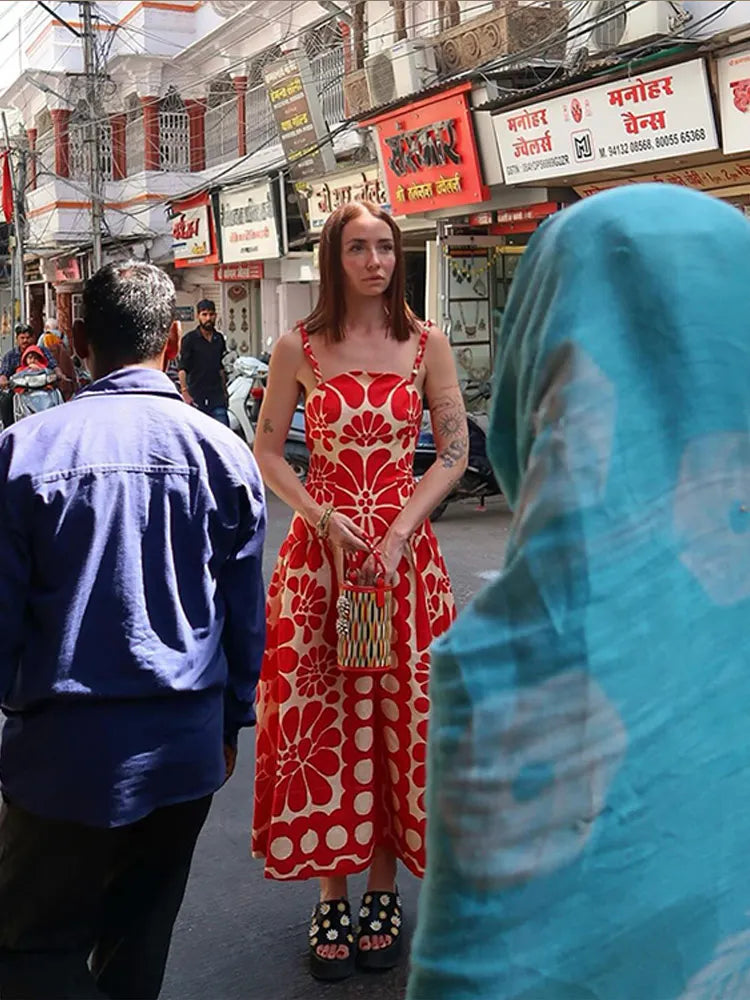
[158,88,189,172]
[69,101,113,182]
[205,75,238,168]
[305,21,345,126]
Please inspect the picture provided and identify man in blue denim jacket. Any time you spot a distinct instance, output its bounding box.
[0,262,266,999]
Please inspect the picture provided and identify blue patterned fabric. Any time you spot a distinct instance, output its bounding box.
[408,185,750,1000]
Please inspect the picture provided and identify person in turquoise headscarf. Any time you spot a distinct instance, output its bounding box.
[408,184,750,1000]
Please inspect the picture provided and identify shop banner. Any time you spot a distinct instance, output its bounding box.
[493,59,718,184]
[718,49,750,155]
[574,158,750,197]
[171,202,212,262]
[362,84,488,216]
[214,262,265,281]
[218,180,280,264]
[297,167,387,232]
[264,50,336,181]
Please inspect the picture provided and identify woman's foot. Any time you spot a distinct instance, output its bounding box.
[309,898,356,981]
[357,890,403,971]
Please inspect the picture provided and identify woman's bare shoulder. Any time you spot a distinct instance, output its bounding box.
[273,326,305,363]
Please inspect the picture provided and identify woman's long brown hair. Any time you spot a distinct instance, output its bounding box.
[303,201,420,343]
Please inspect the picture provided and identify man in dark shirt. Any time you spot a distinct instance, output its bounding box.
[0,323,58,426]
[0,263,266,999]
[178,298,230,425]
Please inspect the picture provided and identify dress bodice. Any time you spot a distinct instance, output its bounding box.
[301,325,429,543]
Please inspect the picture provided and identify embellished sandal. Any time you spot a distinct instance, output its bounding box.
[309,897,356,981]
[356,889,403,971]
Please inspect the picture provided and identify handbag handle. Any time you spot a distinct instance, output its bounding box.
[343,535,387,586]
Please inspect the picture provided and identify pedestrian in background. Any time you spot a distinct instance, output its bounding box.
[252,202,466,981]
[409,185,750,1000]
[0,262,266,999]
[0,323,58,426]
[178,298,230,425]
[39,317,78,400]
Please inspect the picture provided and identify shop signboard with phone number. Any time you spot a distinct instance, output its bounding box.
[492,59,718,184]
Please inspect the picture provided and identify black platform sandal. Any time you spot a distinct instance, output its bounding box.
[309,897,356,981]
[356,889,403,971]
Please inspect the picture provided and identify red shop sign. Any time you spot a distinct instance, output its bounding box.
[361,83,488,217]
[491,201,561,234]
[214,261,265,282]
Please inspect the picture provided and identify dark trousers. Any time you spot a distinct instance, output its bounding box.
[196,401,230,427]
[0,392,13,429]
[0,794,212,999]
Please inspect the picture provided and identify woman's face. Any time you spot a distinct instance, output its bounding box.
[339,211,396,299]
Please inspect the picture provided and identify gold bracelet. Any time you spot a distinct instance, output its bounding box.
[316,505,335,539]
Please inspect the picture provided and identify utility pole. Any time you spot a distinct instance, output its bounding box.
[2,112,27,325]
[80,0,103,271]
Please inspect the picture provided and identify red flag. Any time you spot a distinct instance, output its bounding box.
[1,152,12,224]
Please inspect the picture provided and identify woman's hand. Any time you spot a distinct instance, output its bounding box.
[327,511,371,556]
[360,529,408,585]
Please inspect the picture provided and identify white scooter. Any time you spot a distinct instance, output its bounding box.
[227,356,268,445]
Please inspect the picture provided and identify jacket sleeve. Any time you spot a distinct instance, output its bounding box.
[218,456,267,747]
[0,438,30,702]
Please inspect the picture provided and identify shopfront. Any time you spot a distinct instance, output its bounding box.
[169,191,222,335]
[217,178,281,356]
[437,196,565,389]
[363,83,489,376]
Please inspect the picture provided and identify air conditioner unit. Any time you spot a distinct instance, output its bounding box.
[584,0,684,54]
[364,39,438,108]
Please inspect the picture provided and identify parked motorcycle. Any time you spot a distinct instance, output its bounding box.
[10,370,64,421]
[227,355,268,444]
[427,379,502,523]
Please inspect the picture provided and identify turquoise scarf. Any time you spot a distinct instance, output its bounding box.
[409,185,750,1000]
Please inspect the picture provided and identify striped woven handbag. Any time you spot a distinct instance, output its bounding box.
[335,544,394,673]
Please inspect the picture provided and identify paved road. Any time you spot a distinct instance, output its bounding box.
[162,494,512,1000]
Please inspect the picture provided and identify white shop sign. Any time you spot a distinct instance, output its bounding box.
[717,49,750,155]
[301,168,387,231]
[219,180,280,263]
[493,59,718,184]
[171,203,211,261]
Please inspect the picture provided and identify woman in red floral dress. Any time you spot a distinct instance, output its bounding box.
[251,202,468,981]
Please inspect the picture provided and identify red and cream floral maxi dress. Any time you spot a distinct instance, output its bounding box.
[251,324,455,880]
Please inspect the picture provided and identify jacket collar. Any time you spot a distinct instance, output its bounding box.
[77,366,181,400]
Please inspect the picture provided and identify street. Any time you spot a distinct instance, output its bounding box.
[162,493,512,1000]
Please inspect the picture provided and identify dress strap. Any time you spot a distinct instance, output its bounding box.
[299,323,323,384]
[410,322,431,382]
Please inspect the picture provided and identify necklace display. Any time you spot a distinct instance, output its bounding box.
[455,301,486,339]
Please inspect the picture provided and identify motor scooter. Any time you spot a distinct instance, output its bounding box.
[227,356,268,444]
[10,370,64,421]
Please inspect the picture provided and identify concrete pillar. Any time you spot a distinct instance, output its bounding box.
[50,109,71,178]
[185,99,206,172]
[232,76,248,158]
[140,96,160,171]
[110,113,127,180]
[26,128,37,189]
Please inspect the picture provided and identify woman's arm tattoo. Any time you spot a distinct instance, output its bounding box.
[431,395,468,470]
[262,418,274,434]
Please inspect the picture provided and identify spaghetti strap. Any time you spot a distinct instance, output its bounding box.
[299,323,323,384]
[410,322,431,382]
